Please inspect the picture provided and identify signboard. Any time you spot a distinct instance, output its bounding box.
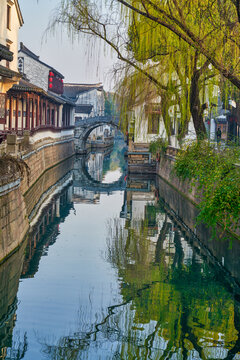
[18,57,24,74]
[48,71,63,94]
[0,93,6,124]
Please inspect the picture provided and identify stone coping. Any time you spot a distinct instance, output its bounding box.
[0,178,21,196]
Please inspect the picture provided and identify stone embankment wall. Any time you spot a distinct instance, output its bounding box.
[24,157,74,219]
[21,139,74,194]
[0,176,28,262]
[156,154,240,287]
[157,153,239,236]
[157,154,199,204]
[0,138,75,262]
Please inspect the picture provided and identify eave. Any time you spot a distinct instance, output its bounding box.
[14,0,24,26]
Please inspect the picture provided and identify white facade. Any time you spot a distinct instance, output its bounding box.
[76,89,104,117]
[74,86,110,140]
[133,102,199,148]
[133,100,167,144]
[18,50,50,91]
[0,0,23,130]
[0,0,23,76]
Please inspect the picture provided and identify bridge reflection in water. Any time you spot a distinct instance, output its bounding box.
[72,142,127,203]
[0,140,240,359]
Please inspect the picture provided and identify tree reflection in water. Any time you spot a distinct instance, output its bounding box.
[40,200,240,360]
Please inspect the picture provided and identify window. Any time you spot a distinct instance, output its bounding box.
[145,103,161,134]
[7,5,11,30]
[148,113,159,134]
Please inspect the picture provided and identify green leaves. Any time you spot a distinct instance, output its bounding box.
[149,137,168,155]
[174,141,240,237]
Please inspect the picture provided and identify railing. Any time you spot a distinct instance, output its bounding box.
[30,125,75,135]
[75,115,119,127]
[0,125,75,138]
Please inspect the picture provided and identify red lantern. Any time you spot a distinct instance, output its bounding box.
[49,71,54,77]
[49,83,53,89]
[49,77,53,82]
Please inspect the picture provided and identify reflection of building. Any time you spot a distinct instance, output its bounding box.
[0,239,26,360]
[22,186,73,278]
[122,175,200,266]
[87,153,104,181]
[72,187,100,204]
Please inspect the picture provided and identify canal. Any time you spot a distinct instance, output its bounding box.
[0,138,240,359]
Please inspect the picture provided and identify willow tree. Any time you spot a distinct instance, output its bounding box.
[51,0,240,139]
[124,14,219,138]
[118,0,240,88]
[53,0,240,89]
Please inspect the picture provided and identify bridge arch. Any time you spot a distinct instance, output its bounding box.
[74,116,120,153]
[82,121,118,144]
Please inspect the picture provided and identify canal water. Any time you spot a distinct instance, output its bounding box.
[1,139,240,359]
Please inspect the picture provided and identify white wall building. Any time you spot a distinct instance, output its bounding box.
[64,83,111,140]
[0,0,23,78]
[131,87,219,148]
[0,0,23,131]
[76,88,104,117]
[64,83,105,119]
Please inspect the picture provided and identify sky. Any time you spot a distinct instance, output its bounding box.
[18,0,117,90]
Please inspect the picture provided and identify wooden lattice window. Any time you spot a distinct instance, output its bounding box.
[145,104,161,134]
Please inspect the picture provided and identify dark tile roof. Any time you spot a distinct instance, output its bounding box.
[19,43,64,79]
[9,79,66,104]
[63,83,103,99]
[75,104,93,114]
[48,91,76,106]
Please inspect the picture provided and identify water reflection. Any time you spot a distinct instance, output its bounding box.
[0,139,239,359]
[72,139,127,204]
[37,176,240,359]
[22,187,73,279]
[0,243,27,360]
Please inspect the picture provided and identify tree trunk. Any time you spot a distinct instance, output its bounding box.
[190,71,207,139]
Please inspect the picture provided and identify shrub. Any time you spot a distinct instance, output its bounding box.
[174,140,240,237]
[149,138,168,156]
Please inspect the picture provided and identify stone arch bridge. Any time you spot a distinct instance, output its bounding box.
[74,116,120,154]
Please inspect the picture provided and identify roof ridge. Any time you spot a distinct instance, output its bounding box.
[19,42,39,60]
[19,43,64,79]
[64,83,103,86]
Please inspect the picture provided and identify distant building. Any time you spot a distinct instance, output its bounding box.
[64,82,113,142]
[64,83,105,119]
[0,0,23,132]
